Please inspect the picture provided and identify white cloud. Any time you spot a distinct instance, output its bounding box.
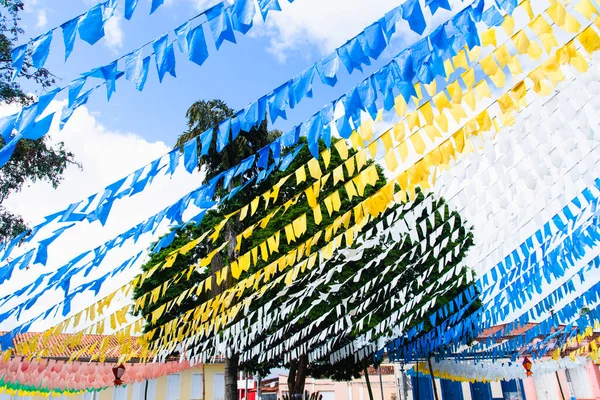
[104,13,125,51]
[250,0,399,62]
[0,101,203,332]
[35,9,48,29]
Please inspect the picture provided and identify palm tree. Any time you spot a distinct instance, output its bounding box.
[175,99,279,400]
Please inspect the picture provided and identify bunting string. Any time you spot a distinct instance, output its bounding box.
[0,0,530,273]
[17,12,596,360]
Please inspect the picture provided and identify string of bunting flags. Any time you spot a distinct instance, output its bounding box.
[0,0,501,276]
[3,0,600,390]
[5,0,600,362]
[38,28,600,364]
[0,0,519,337]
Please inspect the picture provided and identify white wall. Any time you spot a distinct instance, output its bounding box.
[533,373,560,400]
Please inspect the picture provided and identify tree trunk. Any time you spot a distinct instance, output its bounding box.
[364,366,374,400]
[288,360,298,398]
[223,196,240,400]
[294,354,309,396]
[225,353,239,400]
[287,355,309,399]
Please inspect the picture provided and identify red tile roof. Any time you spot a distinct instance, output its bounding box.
[2,331,144,360]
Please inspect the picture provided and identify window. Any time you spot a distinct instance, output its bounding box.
[131,381,143,400]
[262,394,277,400]
[167,374,181,400]
[146,379,157,400]
[320,391,335,400]
[83,393,98,400]
[213,373,225,400]
[128,380,156,400]
[112,385,128,400]
[191,373,203,399]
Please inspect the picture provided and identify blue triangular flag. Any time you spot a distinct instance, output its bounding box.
[184,137,198,173]
[316,53,339,87]
[152,34,176,82]
[31,31,53,68]
[68,77,87,107]
[258,0,281,21]
[174,21,191,53]
[217,118,231,152]
[188,25,209,66]
[206,3,237,50]
[125,0,139,20]
[268,82,289,123]
[37,88,59,116]
[10,44,27,80]
[78,3,105,45]
[101,61,118,100]
[61,17,80,61]
[199,128,212,155]
[168,149,180,175]
[402,0,427,35]
[364,21,387,60]
[151,0,164,14]
[22,112,54,140]
[232,0,255,34]
[0,113,18,142]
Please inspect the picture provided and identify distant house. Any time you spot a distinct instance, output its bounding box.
[0,332,225,400]
[236,366,400,400]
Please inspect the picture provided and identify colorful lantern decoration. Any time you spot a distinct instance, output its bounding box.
[112,364,126,386]
[522,357,532,377]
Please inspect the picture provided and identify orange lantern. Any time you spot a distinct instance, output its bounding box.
[112,364,126,386]
[522,357,533,377]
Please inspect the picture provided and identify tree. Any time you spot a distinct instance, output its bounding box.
[236,187,478,395]
[133,99,479,398]
[167,99,277,400]
[0,1,78,242]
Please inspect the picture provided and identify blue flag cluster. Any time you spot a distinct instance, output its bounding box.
[0,122,302,272]
[382,180,600,362]
[0,250,143,351]
[0,142,305,350]
[0,0,508,270]
[0,0,488,170]
[10,0,175,77]
[12,0,119,74]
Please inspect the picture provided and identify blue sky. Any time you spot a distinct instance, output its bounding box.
[17,0,410,146]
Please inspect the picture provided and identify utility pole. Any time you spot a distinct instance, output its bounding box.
[257,375,262,400]
[378,367,385,400]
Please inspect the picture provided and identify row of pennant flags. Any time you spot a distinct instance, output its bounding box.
[409,356,591,382]
[0,0,498,275]
[2,0,600,389]
[7,33,600,368]
[0,0,514,325]
[1,0,459,169]
[0,358,193,397]
[0,1,592,358]
[0,0,589,307]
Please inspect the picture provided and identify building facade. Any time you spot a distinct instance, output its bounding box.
[409,358,600,400]
[0,363,225,400]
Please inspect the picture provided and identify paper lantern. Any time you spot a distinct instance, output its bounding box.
[522,357,532,377]
[112,364,126,386]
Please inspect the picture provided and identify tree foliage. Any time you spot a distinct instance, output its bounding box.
[0,0,78,242]
[132,99,479,398]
